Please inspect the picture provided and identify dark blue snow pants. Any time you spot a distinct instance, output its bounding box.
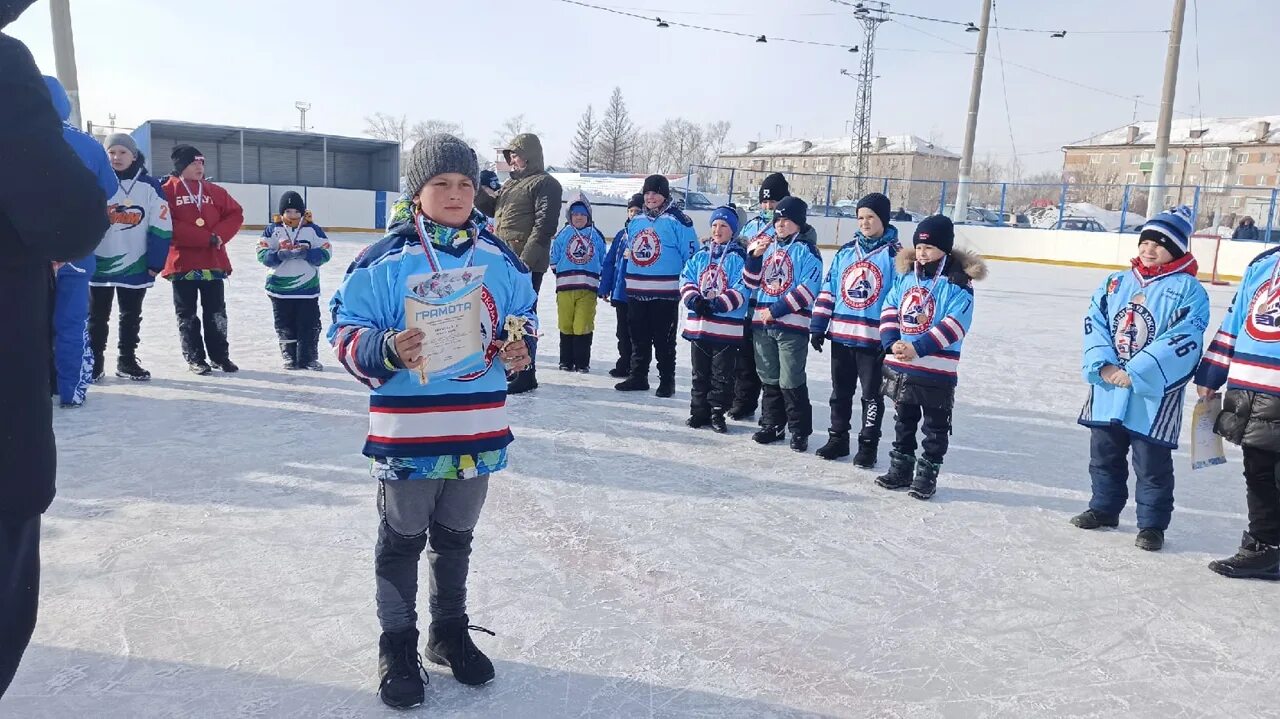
[1088,426,1175,531]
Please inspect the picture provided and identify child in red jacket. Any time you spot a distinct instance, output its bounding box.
[162,144,244,375]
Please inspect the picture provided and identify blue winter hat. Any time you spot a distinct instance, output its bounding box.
[710,205,739,235]
[569,202,589,217]
[1140,204,1194,259]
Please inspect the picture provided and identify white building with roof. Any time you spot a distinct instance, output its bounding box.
[714,134,960,212]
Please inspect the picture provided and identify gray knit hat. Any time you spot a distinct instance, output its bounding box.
[104,132,139,156]
[404,133,479,197]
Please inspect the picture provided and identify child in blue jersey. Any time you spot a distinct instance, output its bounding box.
[89,133,172,382]
[876,215,987,500]
[680,207,749,433]
[549,196,607,372]
[616,175,698,397]
[257,192,332,370]
[328,135,537,709]
[728,173,788,421]
[1195,246,1280,579]
[1074,206,1209,552]
[743,196,823,452]
[600,193,643,378]
[811,192,901,467]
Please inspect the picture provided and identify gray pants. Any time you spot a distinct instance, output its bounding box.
[375,477,490,633]
[753,327,809,389]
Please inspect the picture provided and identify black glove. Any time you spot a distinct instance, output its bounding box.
[694,297,716,317]
[810,334,825,353]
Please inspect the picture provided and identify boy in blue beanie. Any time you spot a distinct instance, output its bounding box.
[680,207,749,432]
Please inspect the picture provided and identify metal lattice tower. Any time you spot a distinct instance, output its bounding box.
[851,1,889,197]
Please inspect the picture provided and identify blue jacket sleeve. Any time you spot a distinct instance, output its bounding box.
[1195,282,1247,390]
[501,265,540,357]
[680,222,698,266]
[1082,276,1122,385]
[256,226,284,268]
[549,226,568,274]
[306,224,332,266]
[1124,283,1212,397]
[880,278,903,350]
[144,176,172,273]
[770,247,822,320]
[743,250,763,291]
[679,254,701,310]
[716,253,748,313]
[810,261,839,336]
[599,230,623,298]
[911,285,974,358]
[328,259,399,389]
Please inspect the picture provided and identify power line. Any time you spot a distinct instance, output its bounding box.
[991,0,1020,178]
[828,0,1168,36]
[555,0,858,49]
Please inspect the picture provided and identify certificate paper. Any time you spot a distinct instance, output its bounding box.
[1191,395,1227,470]
[404,267,487,381]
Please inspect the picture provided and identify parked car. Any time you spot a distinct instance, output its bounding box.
[671,188,717,210]
[944,205,1002,226]
[810,204,858,218]
[1057,217,1108,232]
[1002,211,1031,228]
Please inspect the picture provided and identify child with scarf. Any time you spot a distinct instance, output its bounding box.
[810,192,901,467]
[1073,206,1209,552]
[680,207,749,432]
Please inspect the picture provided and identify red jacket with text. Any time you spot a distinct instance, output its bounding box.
[161,176,244,277]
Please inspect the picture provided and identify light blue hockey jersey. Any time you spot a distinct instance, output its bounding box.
[880,250,983,387]
[550,199,607,293]
[1079,258,1211,447]
[811,226,902,348]
[742,226,823,334]
[679,240,750,344]
[1195,247,1280,395]
[329,214,539,467]
[737,212,776,250]
[623,201,698,299]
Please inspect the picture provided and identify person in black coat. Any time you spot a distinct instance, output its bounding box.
[1232,216,1261,241]
[0,0,110,697]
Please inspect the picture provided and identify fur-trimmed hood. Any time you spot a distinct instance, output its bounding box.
[895,246,988,285]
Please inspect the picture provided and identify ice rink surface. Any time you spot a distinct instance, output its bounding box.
[6,231,1276,718]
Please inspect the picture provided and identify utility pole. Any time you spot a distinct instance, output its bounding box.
[49,0,83,129]
[953,0,991,224]
[295,101,312,132]
[850,1,889,198]
[1149,0,1186,212]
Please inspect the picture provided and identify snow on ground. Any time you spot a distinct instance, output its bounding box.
[5,231,1277,718]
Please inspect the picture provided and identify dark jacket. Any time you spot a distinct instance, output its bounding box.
[475,133,562,273]
[1233,222,1261,241]
[0,22,110,518]
[1216,390,1280,452]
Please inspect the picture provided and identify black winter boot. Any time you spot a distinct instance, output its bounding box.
[710,409,728,434]
[815,431,851,460]
[753,425,786,444]
[575,333,593,373]
[508,363,539,394]
[92,352,105,382]
[852,439,879,469]
[558,333,574,371]
[1070,509,1120,530]
[728,406,755,421]
[210,357,239,373]
[1209,532,1280,580]
[686,414,711,429]
[908,457,940,500]
[609,364,629,378]
[615,375,649,391]
[188,360,212,376]
[1135,528,1165,551]
[875,451,915,490]
[655,375,676,398]
[280,340,299,370]
[790,433,809,452]
[116,355,152,381]
[378,627,427,709]
[425,615,496,686]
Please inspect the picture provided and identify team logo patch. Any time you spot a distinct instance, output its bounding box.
[840,261,883,310]
[1106,275,1121,295]
[698,264,728,298]
[761,251,794,297]
[567,234,596,265]
[1245,281,1280,342]
[899,286,936,335]
[630,228,661,267]
[456,288,501,382]
[1111,302,1156,362]
[108,203,145,228]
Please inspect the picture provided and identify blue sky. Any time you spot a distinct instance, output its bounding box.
[9,0,1277,174]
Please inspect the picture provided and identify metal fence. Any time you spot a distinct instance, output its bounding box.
[688,164,1280,242]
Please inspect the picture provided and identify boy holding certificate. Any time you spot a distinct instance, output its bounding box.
[328,134,538,709]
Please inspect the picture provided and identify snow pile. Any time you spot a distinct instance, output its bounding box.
[550,172,703,206]
[1031,202,1147,231]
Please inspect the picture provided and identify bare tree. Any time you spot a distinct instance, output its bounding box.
[408,120,473,149]
[595,87,636,172]
[628,130,661,174]
[652,118,707,174]
[364,112,409,146]
[702,120,732,166]
[492,114,537,150]
[568,106,598,172]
